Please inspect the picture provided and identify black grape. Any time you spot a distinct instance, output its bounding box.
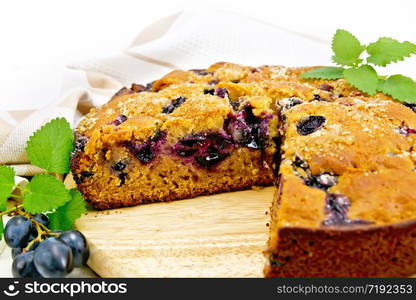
[58,230,90,267]
[4,216,33,248]
[33,238,74,278]
[12,251,41,278]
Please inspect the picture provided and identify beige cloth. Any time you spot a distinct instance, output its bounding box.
[0,10,329,176]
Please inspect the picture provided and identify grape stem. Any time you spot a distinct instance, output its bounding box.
[24,222,43,252]
[12,208,60,253]
[0,204,23,216]
[1,205,60,253]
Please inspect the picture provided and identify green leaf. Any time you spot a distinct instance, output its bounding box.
[367,37,416,66]
[23,174,71,214]
[26,118,74,174]
[378,75,416,103]
[49,189,87,230]
[0,166,15,211]
[343,65,379,95]
[332,29,365,66]
[301,67,345,80]
[0,217,4,241]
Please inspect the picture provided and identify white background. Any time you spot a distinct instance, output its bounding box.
[1,0,415,111]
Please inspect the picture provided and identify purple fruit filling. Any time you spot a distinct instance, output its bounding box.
[171,105,272,167]
[304,173,338,191]
[162,97,186,114]
[109,114,127,126]
[203,89,215,95]
[208,79,220,85]
[112,160,127,172]
[313,94,328,102]
[73,134,89,153]
[118,172,128,187]
[297,115,326,135]
[190,69,213,76]
[322,193,372,226]
[278,98,303,113]
[173,132,233,168]
[319,84,334,92]
[203,88,229,99]
[225,105,272,149]
[73,171,94,185]
[397,126,416,136]
[322,193,349,226]
[292,156,308,170]
[291,157,338,191]
[122,130,166,164]
[215,88,229,99]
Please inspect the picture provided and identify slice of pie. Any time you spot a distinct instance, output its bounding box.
[265,99,416,277]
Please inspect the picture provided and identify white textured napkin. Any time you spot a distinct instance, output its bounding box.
[0,9,329,177]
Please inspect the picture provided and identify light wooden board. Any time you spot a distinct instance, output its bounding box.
[68,175,274,277]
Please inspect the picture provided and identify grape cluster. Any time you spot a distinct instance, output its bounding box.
[3,214,89,278]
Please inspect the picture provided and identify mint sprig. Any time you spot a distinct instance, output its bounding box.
[23,174,71,214]
[343,65,379,95]
[0,118,87,240]
[367,38,416,67]
[332,29,365,66]
[49,189,87,231]
[26,118,74,174]
[302,66,345,80]
[378,75,416,102]
[302,29,416,102]
[0,217,4,241]
[0,166,15,211]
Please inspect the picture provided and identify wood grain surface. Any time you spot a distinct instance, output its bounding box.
[65,176,274,277]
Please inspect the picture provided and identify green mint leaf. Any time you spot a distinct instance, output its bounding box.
[378,75,416,103]
[23,174,71,214]
[49,189,87,231]
[301,67,345,80]
[0,166,15,211]
[332,29,365,66]
[367,37,416,67]
[0,217,4,241]
[343,65,379,95]
[26,118,74,174]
